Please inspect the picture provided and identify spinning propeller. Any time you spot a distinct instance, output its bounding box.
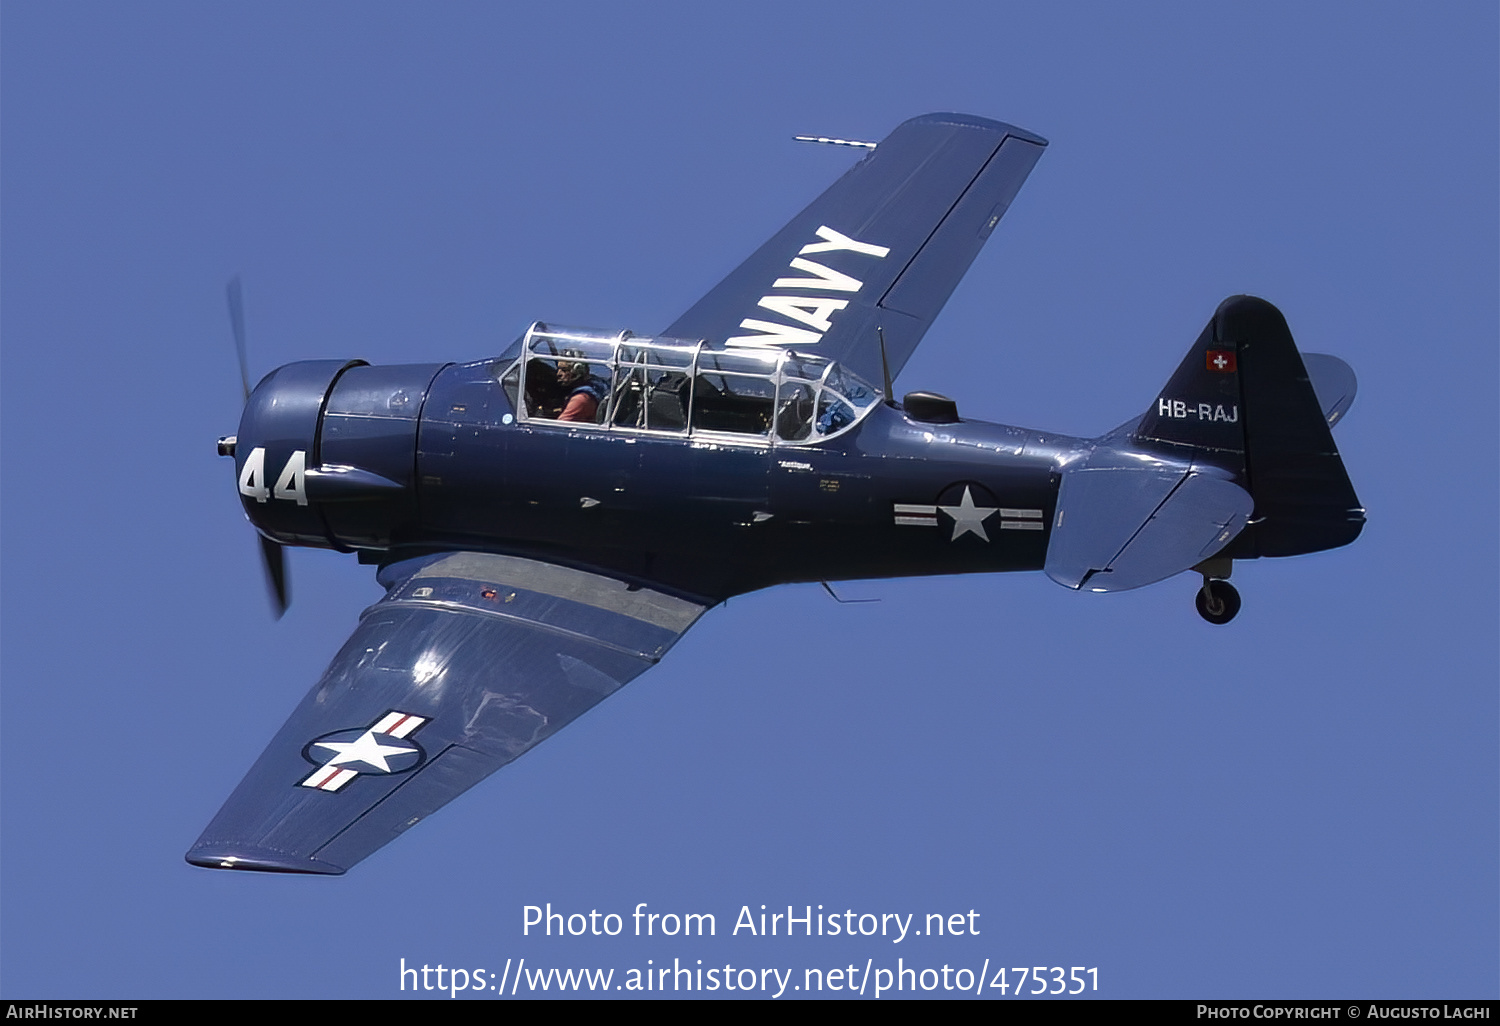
[225,275,290,619]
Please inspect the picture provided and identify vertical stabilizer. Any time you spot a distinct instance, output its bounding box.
[1133,296,1363,558]
[1134,305,1248,466]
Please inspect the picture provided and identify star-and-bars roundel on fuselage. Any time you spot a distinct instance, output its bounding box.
[894,483,1044,543]
[191,114,1364,874]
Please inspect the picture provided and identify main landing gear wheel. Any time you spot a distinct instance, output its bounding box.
[1196,579,1241,625]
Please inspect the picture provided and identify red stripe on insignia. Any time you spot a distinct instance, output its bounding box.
[308,766,341,789]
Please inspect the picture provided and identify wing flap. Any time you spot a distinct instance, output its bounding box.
[187,554,706,874]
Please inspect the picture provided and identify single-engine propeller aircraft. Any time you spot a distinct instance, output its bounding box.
[189,113,1363,874]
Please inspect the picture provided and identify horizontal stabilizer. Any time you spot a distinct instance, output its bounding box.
[1045,460,1252,592]
[1302,353,1357,427]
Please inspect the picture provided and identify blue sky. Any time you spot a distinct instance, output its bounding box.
[3,1,1495,1000]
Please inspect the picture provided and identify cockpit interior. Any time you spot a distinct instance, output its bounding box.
[498,323,880,443]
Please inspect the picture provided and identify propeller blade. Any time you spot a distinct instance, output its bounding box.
[227,275,250,400]
[259,534,289,620]
[228,276,291,620]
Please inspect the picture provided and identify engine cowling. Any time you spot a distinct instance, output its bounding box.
[230,359,447,551]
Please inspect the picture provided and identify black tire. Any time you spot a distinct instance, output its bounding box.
[1195,579,1241,625]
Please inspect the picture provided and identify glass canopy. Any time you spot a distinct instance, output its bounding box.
[498,323,879,444]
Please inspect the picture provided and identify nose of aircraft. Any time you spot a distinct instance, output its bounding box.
[233,359,366,549]
[229,359,448,557]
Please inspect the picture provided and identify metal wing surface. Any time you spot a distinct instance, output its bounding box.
[187,553,707,874]
[663,112,1047,387]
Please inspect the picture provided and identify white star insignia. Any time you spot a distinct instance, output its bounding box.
[313,730,418,773]
[938,486,997,542]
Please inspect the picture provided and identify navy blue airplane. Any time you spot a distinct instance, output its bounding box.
[189,113,1363,874]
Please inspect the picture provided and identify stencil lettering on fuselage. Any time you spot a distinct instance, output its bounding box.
[726,226,889,348]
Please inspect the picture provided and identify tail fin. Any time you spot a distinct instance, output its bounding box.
[1134,296,1364,558]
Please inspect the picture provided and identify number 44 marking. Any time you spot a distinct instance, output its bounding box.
[238,447,308,506]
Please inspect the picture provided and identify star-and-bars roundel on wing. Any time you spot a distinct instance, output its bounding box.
[300,711,428,792]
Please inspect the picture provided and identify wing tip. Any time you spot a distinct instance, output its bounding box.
[185,844,347,875]
[900,112,1049,147]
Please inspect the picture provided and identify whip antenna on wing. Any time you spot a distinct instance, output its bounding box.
[793,134,877,150]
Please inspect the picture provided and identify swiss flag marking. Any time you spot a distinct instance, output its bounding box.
[1206,350,1237,373]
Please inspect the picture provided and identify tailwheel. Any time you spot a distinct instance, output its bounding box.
[1196,579,1241,625]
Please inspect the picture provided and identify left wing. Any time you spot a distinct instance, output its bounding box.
[663,113,1047,387]
[187,553,706,874]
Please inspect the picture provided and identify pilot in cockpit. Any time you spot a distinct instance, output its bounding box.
[554,357,607,423]
[522,353,607,422]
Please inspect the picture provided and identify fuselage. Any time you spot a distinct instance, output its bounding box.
[231,336,1088,605]
[418,356,1078,599]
